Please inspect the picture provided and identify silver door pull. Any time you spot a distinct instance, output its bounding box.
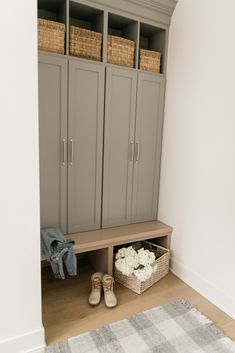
[130,141,134,161]
[69,139,74,165]
[135,142,140,162]
[62,139,66,165]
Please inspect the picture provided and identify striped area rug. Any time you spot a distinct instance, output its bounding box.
[46,299,235,353]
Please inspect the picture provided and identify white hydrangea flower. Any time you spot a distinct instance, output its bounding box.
[138,248,155,266]
[125,253,139,268]
[148,251,156,265]
[115,247,128,259]
[115,246,137,260]
[134,264,153,281]
[126,246,138,257]
[115,258,134,276]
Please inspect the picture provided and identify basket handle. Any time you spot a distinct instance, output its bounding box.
[143,240,169,253]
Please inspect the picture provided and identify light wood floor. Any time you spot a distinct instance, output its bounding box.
[42,262,235,345]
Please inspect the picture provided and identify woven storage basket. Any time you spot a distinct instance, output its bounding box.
[70,26,102,61]
[114,241,169,294]
[38,19,65,54]
[139,49,161,73]
[108,35,135,68]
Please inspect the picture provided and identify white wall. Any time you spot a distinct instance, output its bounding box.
[159,0,235,319]
[0,1,45,353]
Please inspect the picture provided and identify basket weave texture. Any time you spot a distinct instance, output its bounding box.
[38,19,65,54]
[114,241,169,294]
[70,26,102,61]
[139,49,161,73]
[108,35,135,68]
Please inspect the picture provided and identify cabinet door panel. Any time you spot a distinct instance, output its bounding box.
[68,60,104,233]
[38,54,67,233]
[131,73,165,222]
[102,67,137,228]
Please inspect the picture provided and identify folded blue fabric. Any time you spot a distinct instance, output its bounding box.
[41,228,77,279]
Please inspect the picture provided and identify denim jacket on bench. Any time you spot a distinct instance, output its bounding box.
[41,228,77,279]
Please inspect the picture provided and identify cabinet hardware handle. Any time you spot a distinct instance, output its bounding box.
[135,142,140,162]
[62,139,66,165]
[130,141,134,161]
[69,139,74,165]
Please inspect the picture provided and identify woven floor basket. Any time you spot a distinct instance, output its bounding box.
[114,241,169,294]
[70,26,102,61]
[108,35,135,68]
[38,19,65,54]
[139,49,161,73]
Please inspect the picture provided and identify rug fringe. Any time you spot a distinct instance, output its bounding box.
[177,298,235,349]
[177,298,195,310]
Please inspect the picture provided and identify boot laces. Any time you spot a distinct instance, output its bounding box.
[92,277,101,290]
[103,278,113,292]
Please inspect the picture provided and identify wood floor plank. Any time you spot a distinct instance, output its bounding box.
[42,263,235,345]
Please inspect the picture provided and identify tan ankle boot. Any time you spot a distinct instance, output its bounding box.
[102,274,117,308]
[89,272,103,306]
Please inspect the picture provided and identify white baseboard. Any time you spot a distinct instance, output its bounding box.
[0,327,45,353]
[28,348,45,353]
[27,347,45,353]
[171,258,235,320]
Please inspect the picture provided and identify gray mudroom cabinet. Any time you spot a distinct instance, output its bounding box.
[102,67,137,228]
[38,54,67,233]
[102,68,165,228]
[131,73,165,223]
[68,60,104,233]
[38,54,105,233]
[38,0,177,234]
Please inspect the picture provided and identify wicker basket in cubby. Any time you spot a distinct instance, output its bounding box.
[38,19,65,54]
[70,26,102,61]
[139,49,161,73]
[108,35,135,68]
[114,241,169,294]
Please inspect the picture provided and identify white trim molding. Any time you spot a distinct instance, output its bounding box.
[171,258,235,320]
[83,0,177,26]
[29,348,45,353]
[128,0,178,15]
[0,327,45,353]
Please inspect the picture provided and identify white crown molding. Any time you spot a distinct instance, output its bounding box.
[83,0,177,26]
[127,0,178,16]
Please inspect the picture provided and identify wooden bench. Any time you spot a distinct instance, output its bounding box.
[67,221,172,275]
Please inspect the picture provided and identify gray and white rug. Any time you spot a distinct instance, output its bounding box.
[46,299,235,353]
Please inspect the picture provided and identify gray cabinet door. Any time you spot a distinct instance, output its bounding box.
[68,59,104,233]
[131,72,165,223]
[38,54,67,233]
[102,67,137,228]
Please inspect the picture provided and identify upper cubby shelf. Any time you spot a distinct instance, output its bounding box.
[139,23,166,73]
[69,2,104,61]
[69,2,104,33]
[38,0,67,24]
[38,0,67,55]
[108,13,138,41]
[108,13,138,68]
